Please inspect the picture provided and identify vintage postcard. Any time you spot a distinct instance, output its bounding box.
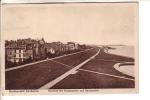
[1,1,138,95]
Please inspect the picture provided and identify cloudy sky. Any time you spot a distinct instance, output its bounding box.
[2,3,138,45]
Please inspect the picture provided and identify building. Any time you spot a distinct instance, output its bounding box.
[67,42,79,51]
[63,44,69,52]
[5,38,83,65]
[33,38,46,59]
[5,38,46,63]
[67,42,75,50]
[44,43,57,56]
[5,44,33,63]
[44,42,64,57]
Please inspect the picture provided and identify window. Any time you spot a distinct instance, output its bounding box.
[19,54,21,58]
[19,59,22,62]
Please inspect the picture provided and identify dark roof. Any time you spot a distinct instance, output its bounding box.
[44,43,59,48]
[67,42,75,44]
[6,43,26,49]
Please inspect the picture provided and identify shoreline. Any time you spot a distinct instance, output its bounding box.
[114,63,134,77]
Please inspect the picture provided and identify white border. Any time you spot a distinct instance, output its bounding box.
[1,0,150,100]
[2,1,148,100]
[2,0,138,4]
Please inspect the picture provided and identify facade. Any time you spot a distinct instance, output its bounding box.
[33,38,46,59]
[74,43,79,50]
[5,38,46,63]
[67,42,78,50]
[63,44,69,52]
[5,44,33,63]
[5,38,83,65]
[44,43,56,55]
[44,42,63,56]
[67,42,75,50]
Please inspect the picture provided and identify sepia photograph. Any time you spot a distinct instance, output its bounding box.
[1,1,138,94]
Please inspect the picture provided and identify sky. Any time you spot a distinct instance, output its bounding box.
[2,3,138,45]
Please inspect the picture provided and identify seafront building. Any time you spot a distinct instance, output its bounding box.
[5,38,80,64]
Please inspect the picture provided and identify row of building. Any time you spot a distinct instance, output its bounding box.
[5,38,86,64]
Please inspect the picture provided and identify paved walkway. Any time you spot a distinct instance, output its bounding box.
[39,49,100,89]
[114,63,134,77]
